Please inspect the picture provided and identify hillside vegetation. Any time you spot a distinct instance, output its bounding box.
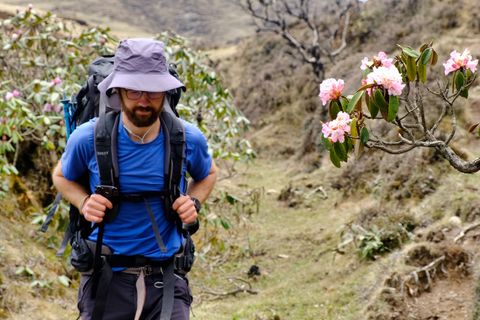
[1,0,480,319]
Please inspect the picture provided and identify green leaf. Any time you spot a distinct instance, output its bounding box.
[360,127,369,145]
[346,91,364,113]
[454,71,465,91]
[387,95,399,122]
[225,193,240,205]
[366,93,379,119]
[418,63,427,83]
[401,46,420,58]
[329,100,341,119]
[460,89,469,98]
[406,56,417,82]
[329,149,341,168]
[420,48,433,65]
[322,137,333,151]
[333,142,348,162]
[374,89,389,120]
[339,97,349,110]
[350,118,358,138]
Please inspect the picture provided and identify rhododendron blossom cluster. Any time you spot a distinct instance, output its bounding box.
[319,78,344,105]
[360,51,393,70]
[322,111,352,143]
[5,90,21,101]
[443,49,478,75]
[365,66,405,96]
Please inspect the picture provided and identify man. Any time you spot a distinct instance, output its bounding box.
[52,38,217,320]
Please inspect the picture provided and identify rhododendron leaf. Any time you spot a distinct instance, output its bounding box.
[333,142,348,162]
[345,138,353,154]
[431,50,438,66]
[468,123,480,133]
[387,96,399,122]
[406,56,417,82]
[466,69,473,79]
[350,118,358,138]
[360,127,369,145]
[340,97,349,110]
[401,46,420,59]
[347,91,364,113]
[329,100,341,119]
[323,137,333,151]
[374,89,388,120]
[454,71,465,91]
[329,149,341,168]
[460,89,469,98]
[420,48,433,65]
[357,83,376,92]
[418,63,427,83]
[419,43,429,53]
[366,93,379,119]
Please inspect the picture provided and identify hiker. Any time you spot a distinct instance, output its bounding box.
[52,38,217,320]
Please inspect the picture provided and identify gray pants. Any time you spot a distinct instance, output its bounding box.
[78,271,192,320]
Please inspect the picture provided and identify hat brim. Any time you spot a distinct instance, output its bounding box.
[98,71,185,93]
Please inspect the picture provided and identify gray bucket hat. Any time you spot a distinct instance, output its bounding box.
[98,38,184,93]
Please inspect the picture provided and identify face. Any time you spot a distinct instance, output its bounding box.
[119,89,165,127]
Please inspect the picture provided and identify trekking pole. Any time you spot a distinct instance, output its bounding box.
[41,95,76,234]
[61,95,76,140]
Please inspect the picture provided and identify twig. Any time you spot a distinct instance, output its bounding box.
[454,222,480,243]
[198,277,258,301]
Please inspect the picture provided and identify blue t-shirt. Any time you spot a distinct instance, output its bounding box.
[61,115,212,260]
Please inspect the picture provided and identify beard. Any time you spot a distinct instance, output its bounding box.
[122,105,161,127]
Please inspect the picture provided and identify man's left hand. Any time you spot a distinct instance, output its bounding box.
[172,195,198,224]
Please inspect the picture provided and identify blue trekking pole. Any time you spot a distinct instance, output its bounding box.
[62,95,77,140]
[40,95,77,234]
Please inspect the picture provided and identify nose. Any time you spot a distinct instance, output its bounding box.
[137,92,150,106]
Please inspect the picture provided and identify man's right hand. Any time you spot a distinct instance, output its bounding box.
[81,194,113,223]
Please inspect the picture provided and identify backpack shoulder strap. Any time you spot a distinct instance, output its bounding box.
[94,109,120,222]
[160,106,186,227]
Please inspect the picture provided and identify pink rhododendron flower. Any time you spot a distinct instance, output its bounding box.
[51,76,62,85]
[360,57,372,70]
[443,49,478,75]
[319,78,344,105]
[12,33,19,41]
[5,90,21,101]
[43,103,53,112]
[322,111,352,143]
[360,51,393,70]
[44,103,62,113]
[375,51,393,68]
[366,66,405,96]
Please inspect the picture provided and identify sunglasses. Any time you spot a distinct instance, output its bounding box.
[124,89,164,100]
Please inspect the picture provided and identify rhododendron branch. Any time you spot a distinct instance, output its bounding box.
[366,140,416,154]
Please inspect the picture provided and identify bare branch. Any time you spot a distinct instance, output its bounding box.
[239,0,357,80]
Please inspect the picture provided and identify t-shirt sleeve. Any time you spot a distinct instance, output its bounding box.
[60,120,95,181]
[184,122,212,182]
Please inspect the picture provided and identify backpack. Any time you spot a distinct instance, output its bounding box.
[42,55,196,251]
